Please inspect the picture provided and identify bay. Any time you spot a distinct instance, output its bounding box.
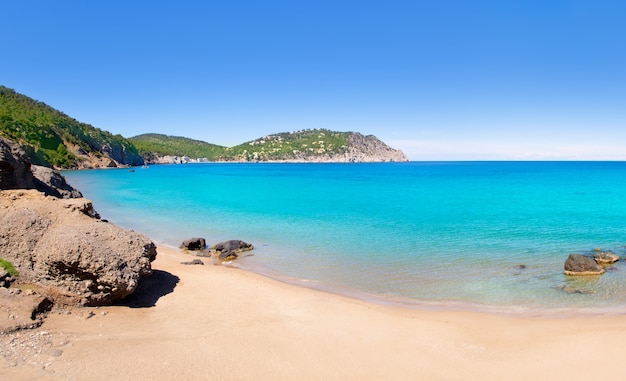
[64,162,626,313]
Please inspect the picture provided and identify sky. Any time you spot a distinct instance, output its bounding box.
[1,0,625,160]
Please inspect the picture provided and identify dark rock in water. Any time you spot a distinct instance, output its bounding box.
[564,254,605,275]
[211,240,253,261]
[593,250,620,264]
[212,240,253,254]
[513,264,527,276]
[181,237,207,251]
[181,259,204,265]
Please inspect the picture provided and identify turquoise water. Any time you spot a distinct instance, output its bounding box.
[64,162,626,313]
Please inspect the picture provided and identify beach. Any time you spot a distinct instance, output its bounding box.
[3,245,626,380]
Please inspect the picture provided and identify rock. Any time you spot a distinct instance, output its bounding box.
[181,237,206,251]
[0,189,157,306]
[0,136,82,198]
[0,268,12,288]
[557,284,593,295]
[31,165,83,198]
[218,251,238,261]
[0,288,53,333]
[211,240,253,261]
[211,240,253,254]
[593,250,620,264]
[181,259,204,265]
[564,254,605,276]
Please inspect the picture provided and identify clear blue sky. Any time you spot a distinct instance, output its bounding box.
[2,0,625,160]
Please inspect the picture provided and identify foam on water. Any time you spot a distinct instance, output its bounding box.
[64,162,626,313]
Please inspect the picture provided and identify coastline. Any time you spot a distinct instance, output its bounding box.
[4,245,626,380]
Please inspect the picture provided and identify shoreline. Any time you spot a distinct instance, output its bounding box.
[4,245,626,380]
[159,242,626,318]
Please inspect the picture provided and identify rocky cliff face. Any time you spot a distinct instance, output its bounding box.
[339,133,408,163]
[0,137,82,198]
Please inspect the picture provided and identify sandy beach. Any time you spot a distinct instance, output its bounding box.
[3,245,626,381]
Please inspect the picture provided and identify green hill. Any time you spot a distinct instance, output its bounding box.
[225,129,350,161]
[129,133,226,160]
[0,86,143,168]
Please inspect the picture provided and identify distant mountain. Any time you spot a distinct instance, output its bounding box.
[0,86,143,169]
[132,129,408,163]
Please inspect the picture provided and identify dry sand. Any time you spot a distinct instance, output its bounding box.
[3,246,626,380]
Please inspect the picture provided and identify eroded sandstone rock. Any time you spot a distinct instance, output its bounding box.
[0,190,157,306]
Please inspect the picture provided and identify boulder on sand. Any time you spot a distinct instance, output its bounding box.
[0,190,157,306]
[564,254,605,276]
[181,238,207,251]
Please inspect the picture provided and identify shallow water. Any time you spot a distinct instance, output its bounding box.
[64,162,626,313]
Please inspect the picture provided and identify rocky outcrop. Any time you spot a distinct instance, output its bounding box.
[31,165,83,198]
[211,240,253,261]
[0,190,157,306]
[564,254,605,276]
[0,137,82,198]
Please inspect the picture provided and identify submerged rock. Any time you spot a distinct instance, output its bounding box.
[593,250,620,264]
[557,284,593,295]
[564,254,605,276]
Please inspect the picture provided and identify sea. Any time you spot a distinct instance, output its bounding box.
[63,162,626,315]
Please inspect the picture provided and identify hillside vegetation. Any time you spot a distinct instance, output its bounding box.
[226,130,350,161]
[0,86,143,168]
[132,129,407,163]
[130,133,226,160]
